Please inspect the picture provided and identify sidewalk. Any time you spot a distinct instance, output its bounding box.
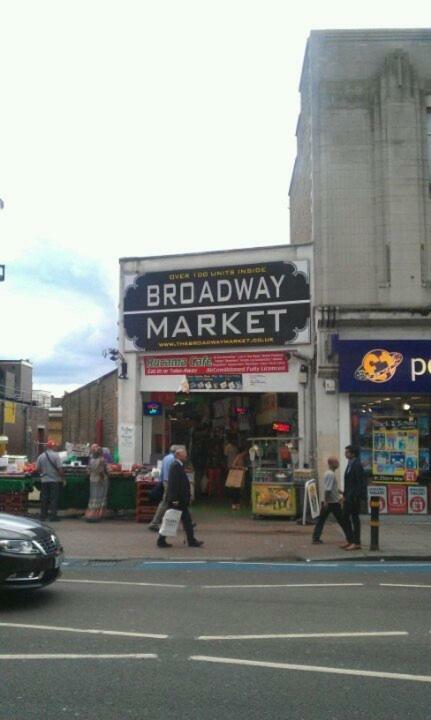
[36,504,431,562]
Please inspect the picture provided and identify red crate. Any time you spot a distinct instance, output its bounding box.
[0,491,29,515]
[135,481,157,523]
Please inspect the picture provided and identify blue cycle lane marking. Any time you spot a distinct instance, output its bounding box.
[63,559,431,574]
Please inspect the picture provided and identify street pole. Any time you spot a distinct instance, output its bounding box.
[369,497,380,551]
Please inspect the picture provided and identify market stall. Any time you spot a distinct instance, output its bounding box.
[249,437,298,518]
[0,436,156,516]
[0,475,35,514]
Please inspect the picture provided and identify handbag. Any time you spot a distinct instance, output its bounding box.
[225,468,245,489]
[159,508,182,537]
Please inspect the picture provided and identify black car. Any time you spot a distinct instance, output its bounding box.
[0,513,63,590]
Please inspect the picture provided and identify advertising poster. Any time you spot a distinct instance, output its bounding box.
[387,485,408,514]
[187,375,242,391]
[306,480,320,519]
[252,483,297,517]
[4,401,16,425]
[407,486,428,515]
[372,422,418,480]
[367,485,388,514]
[119,424,135,450]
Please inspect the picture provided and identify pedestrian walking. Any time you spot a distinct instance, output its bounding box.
[157,447,203,548]
[312,457,349,545]
[342,445,365,550]
[36,440,64,522]
[148,445,178,532]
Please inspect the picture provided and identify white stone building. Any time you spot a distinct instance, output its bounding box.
[290,29,431,502]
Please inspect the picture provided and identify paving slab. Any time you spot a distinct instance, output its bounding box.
[30,506,431,562]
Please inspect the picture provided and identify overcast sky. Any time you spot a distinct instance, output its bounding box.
[0,0,429,396]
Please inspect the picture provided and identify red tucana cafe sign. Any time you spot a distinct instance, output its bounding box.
[143,352,289,376]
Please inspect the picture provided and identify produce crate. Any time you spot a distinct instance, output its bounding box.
[135,479,158,523]
[0,490,29,515]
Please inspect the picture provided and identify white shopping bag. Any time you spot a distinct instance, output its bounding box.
[159,508,182,537]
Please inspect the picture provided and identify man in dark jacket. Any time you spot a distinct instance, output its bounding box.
[342,445,365,550]
[157,447,203,549]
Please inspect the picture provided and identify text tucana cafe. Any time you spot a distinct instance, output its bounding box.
[117,245,314,497]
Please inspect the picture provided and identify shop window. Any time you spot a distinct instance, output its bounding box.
[351,395,431,484]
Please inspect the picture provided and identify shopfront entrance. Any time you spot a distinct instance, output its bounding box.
[336,338,431,514]
[118,246,313,477]
[142,388,299,498]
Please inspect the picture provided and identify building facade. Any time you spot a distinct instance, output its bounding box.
[290,30,431,498]
[118,245,314,472]
[62,370,118,453]
[0,360,49,460]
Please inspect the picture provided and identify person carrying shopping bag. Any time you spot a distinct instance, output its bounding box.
[157,447,203,549]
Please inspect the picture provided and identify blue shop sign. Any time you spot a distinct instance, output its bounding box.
[333,338,431,393]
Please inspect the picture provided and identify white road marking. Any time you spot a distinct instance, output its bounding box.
[59,579,186,588]
[0,654,158,660]
[216,562,339,567]
[190,656,431,683]
[357,563,431,568]
[143,561,207,565]
[380,583,431,589]
[0,623,168,639]
[197,631,408,641]
[201,583,364,589]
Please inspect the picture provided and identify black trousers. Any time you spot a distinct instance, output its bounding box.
[342,497,361,545]
[313,502,348,541]
[179,507,195,545]
[40,482,60,519]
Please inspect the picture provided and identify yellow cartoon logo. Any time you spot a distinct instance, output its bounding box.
[354,348,403,383]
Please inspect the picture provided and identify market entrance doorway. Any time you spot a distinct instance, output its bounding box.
[145,391,298,501]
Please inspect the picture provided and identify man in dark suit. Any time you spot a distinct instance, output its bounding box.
[342,445,365,550]
[157,447,203,549]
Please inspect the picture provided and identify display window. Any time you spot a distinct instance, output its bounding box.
[164,392,298,451]
[350,395,431,483]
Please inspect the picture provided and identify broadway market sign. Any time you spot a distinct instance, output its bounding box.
[123,260,310,351]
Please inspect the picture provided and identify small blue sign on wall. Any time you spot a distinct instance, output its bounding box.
[333,337,431,393]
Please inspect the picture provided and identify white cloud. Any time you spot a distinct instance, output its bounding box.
[1,0,430,392]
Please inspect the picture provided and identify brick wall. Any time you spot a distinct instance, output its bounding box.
[62,371,118,454]
[3,404,49,460]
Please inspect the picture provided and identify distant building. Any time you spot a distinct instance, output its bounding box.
[48,400,63,448]
[32,391,64,447]
[0,360,49,460]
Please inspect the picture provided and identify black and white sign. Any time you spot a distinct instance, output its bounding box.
[123,260,310,351]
